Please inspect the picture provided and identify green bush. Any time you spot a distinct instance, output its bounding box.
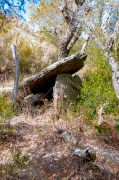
[40,27,58,48]
[18,42,35,74]
[0,93,13,132]
[13,150,29,169]
[0,93,13,122]
[74,46,119,123]
[115,119,119,132]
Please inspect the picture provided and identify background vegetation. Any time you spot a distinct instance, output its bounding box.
[73,43,119,123]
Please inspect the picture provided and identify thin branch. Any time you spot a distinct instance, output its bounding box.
[98,103,107,125]
[60,0,71,24]
[101,11,111,39]
[81,34,90,53]
[74,0,86,7]
[67,25,82,51]
[107,19,119,54]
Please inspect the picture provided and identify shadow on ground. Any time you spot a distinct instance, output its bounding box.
[0,117,119,180]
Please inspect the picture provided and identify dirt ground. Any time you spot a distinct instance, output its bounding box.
[0,102,119,180]
[0,78,119,180]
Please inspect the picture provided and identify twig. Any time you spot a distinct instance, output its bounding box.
[81,34,90,53]
[98,103,106,125]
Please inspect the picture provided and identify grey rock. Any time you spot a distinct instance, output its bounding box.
[19,53,86,94]
[72,148,96,162]
[24,92,46,104]
[53,73,82,118]
[53,73,82,103]
[60,130,78,145]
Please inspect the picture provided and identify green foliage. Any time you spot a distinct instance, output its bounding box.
[18,42,35,74]
[0,12,12,33]
[113,35,119,64]
[19,53,32,73]
[69,38,83,56]
[0,93,13,133]
[104,98,119,114]
[74,45,119,123]
[29,0,59,32]
[115,120,119,132]
[0,46,13,76]
[40,27,58,48]
[6,165,15,177]
[95,124,109,133]
[0,12,6,31]
[0,93,13,122]
[0,150,29,178]
[13,150,29,168]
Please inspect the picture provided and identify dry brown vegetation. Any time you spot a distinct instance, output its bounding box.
[0,98,119,180]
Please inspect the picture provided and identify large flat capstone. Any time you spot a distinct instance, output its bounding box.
[19,52,87,94]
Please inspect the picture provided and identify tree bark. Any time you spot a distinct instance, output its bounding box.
[11,44,20,107]
[58,25,79,60]
[100,19,119,99]
[81,34,90,53]
[58,0,86,60]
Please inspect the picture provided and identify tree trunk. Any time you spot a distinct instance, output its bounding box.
[58,0,86,60]
[58,26,78,60]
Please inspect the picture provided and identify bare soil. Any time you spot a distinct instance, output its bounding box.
[0,77,119,180]
[0,103,119,180]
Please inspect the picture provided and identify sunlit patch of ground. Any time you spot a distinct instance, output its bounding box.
[0,105,119,180]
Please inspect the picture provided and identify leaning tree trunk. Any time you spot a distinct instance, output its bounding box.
[58,26,78,60]
[106,20,119,99]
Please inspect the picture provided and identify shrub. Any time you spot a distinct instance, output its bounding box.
[0,93,13,123]
[74,46,119,123]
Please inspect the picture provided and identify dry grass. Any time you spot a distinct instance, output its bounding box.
[0,103,119,180]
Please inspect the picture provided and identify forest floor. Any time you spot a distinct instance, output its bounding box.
[0,82,119,180]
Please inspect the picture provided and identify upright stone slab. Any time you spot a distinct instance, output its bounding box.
[53,73,81,118]
[53,73,82,103]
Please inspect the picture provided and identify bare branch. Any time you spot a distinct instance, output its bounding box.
[74,0,86,7]
[81,34,90,53]
[58,0,90,60]
[107,19,119,54]
[60,0,71,24]
[101,11,110,39]
[98,102,107,125]
[67,25,82,51]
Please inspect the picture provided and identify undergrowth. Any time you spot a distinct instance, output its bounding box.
[0,92,14,133]
[0,150,29,178]
[0,93,13,122]
[73,47,119,124]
